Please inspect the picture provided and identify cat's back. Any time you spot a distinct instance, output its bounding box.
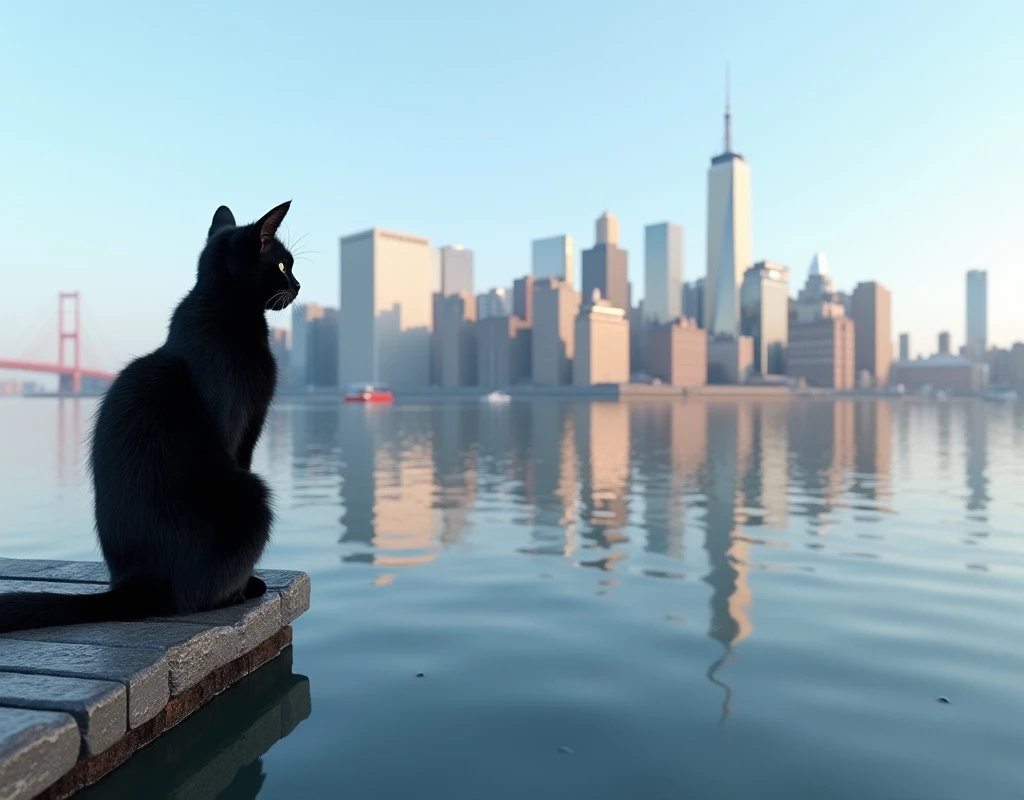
[91,345,210,470]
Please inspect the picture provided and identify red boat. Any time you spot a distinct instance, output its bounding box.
[343,382,394,404]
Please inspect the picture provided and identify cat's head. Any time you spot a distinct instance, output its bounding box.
[199,201,301,311]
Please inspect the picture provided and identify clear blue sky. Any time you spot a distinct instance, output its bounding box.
[2,0,1022,371]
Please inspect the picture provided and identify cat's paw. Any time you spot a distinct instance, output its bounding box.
[244,575,267,600]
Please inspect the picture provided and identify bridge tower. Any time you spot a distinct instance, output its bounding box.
[58,291,81,393]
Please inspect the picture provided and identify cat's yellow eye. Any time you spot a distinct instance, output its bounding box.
[278,263,285,273]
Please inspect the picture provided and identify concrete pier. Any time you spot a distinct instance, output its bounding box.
[0,559,309,799]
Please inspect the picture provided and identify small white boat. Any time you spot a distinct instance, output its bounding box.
[481,390,511,404]
[983,388,1019,402]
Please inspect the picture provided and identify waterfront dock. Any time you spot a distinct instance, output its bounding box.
[0,558,310,799]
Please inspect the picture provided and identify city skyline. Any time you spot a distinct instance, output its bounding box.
[2,2,1023,372]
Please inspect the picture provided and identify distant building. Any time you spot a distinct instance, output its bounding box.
[292,303,339,388]
[477,316,531,389]
[1010,343,1024,388]
[796,253,846,322]
[740,261,790,376]
[983,347,1013,386]
[574,294,630,386]
[440,245,473,296]
[513,275,534,324]
[705,93,752,337]
[478,287,512,320]
[899,332,910,362]
[270,327,292,387]
[440,292,478,388]
[643,222,683,325]
[339,228,433,388]
[629,301,646,376]
[581,212,629,313]
[430,293,445,385]
[890,355,988,393]
[938,331,951,356]
[707,336,754,385]
[787,316,856,390]
[966,269,987,358]
[646,318,707,387]
[532,278,579,386]
[852,281,892,387]
[683,279,705,328]
[532,235,574,287]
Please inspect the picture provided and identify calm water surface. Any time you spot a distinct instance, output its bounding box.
[2,397,1024,799]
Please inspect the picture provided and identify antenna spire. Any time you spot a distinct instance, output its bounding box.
[724,64,732,153]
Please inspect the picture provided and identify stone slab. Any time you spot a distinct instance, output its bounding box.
[0,580,105,597]
[156,593,283,653]
[257,570,311,624]
[4,623,241,697]
[0,560,109,585]
[0,640,167,729]
[36,629,294,800]
[0,673,125,757]
[0,708,78,800]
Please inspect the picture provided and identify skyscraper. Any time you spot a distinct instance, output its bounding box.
[513,275,535,324]
[477,287,511,319]
[532,235,574,287]
[938,331,951,356]
[532,278,579,386]
[581,212,629,312]
[440,245,473,296]
[683,279,705,327]
[740,261,789,376]
[966,269,987,358]
[644,222,683,324]
[705,83,752,338]
[292,302,339,388]
[898,332,910,362]
[440,292,477,388]
[852,281,892,387]
[339,228,433,388]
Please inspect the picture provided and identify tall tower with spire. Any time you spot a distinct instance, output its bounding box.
[704,70,752,338]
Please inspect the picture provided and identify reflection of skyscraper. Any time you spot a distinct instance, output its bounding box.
[522,403,579,556]
[747,402,789,530]
[965,401,989,513]
[853,400,893,507]
[430,404,477,545]
[338,410,438,568]
[698,402,754,721]
[575,402,631,541]
[705,86,752,338]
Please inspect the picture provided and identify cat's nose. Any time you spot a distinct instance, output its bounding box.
[293,281,301,295]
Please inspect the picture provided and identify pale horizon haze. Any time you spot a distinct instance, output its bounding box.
[2,0,1023,372]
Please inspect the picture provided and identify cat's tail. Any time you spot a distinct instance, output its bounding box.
[0,579,172,634]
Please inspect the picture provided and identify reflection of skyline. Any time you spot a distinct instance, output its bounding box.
[278,395,985,726]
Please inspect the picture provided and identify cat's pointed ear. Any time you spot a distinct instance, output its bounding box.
[256,201,291,252]
[208,206,236,239]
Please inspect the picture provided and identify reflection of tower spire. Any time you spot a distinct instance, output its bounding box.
[724,65,732,153]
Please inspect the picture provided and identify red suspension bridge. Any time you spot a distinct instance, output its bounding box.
[0,292,118,393]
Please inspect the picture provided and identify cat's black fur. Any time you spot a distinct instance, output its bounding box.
[0,202,300,633]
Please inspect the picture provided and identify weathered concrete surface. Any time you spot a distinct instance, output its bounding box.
[0,708,79,800]
[0,561,309,799]
[0,674,125,758]
[4,622,241,697]
[38,629,294,800]
[156,592,283,653]
[0,560,109,585]
[0,640,168,729]
[257,570,311,624]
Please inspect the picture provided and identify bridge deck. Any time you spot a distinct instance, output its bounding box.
[0,559,309,799]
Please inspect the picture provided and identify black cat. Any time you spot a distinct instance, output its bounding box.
[0,202,299,633]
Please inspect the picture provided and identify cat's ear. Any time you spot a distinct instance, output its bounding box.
[208,206,236,239]
[256,201,291,252]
